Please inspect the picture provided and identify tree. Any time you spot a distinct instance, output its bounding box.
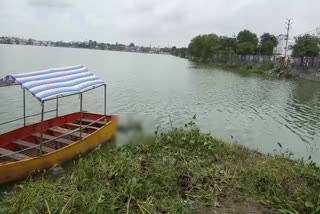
[88,40,97,49]
[129,43,135,47]
[259,33,278,56]
[27,39,33,45]
[15,38,20,44]
[292,34,320,57]
[177,48,187,58]
[188,34,219,62]
[237,42,256,55]
[5,38,12,44]
[236,30,258,55]
[140,47,151,53]
[160,47,171,53]
[171,46,177,55]
[78,42,88,48]
[188,35,203,59]
[98,43,106,50]
[218,36,236,54]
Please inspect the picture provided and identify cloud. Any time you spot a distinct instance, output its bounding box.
[0,0,319,47]
[125,1,156,14]
[28,0,73,9]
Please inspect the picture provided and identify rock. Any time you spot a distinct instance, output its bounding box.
[182,199,197,210]
[49,164,65,177]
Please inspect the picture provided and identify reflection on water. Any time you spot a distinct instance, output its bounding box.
[0,44,319,163]
[287,80,320,151]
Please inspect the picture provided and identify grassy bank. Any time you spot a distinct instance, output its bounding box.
[0,122,319,213]
[219,63,271,74]
[187,57,272,75]
[204,62,272,75]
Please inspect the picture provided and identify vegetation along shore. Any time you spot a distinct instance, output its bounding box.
[0,122,319,213]
[176,30,320,80]
[198,62,273,75]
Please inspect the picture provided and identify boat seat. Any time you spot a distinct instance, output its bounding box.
[0,148,29,161]
[77,118,106,126]
[14,140,55,153]
[49,126,88,138]
[32,133,73,145]
[66,123,99,130]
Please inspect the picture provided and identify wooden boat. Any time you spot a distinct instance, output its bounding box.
[0,65,117,184]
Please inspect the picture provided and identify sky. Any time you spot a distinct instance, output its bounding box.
[0,0,319,47]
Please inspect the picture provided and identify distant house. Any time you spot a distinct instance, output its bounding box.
[273,34,295,56]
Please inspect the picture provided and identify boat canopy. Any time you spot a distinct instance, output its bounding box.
[0,65,105,102]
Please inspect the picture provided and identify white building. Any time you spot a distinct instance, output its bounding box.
[273,34,295,56]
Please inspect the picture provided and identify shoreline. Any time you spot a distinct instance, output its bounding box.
[191,60,320,83]
[1,124,319,213]
[0,43,173,56]
[209,63,270,75]
[291,69,320,83]
[190,60,272,75]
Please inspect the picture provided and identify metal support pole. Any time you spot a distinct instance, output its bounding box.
[79,94,83,139]
[104,84,107,116]
[39,102,44,155]
[284,18,293,59]
[23,88,26,126]
[258,42,261,63]
[55,96,59,149]
[56,96,59,117]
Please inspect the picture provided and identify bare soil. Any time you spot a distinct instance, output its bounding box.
[196,189,273,214]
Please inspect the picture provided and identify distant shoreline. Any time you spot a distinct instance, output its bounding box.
[0,43,175,56]
[0,36,176,55]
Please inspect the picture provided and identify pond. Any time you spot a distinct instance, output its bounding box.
[0,44,319,163]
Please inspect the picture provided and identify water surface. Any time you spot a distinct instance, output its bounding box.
[0,45,319,163]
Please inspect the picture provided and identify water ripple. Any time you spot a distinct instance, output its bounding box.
[0,45,320,163]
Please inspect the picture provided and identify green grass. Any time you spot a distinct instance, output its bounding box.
[211,63,272,75]
[0,122,319,213]
[191,59,272,75]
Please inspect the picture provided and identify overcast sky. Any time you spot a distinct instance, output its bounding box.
[1,0,319,47]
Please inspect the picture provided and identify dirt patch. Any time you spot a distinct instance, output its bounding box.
[140,160,149,174]
[195,189,273,214]
[100,174,116,185]
[177,174,192,198]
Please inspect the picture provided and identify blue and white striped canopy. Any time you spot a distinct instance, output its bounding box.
[1,65,105,102]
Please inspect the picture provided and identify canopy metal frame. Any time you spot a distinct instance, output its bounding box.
[0,83,107,156]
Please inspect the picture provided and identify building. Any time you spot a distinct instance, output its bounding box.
[273,34,295,56]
